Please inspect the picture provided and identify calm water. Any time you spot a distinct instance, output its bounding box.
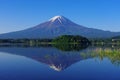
[0,45,120,80]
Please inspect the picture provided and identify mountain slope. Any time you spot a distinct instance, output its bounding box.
[0,15,120,39]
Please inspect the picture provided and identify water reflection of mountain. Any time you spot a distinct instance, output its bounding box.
[0,45,120,71]
[0,47,89,71]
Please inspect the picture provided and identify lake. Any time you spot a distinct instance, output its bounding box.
[0,45,120,80]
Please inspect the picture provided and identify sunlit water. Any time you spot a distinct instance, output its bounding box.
[0,46,120,80]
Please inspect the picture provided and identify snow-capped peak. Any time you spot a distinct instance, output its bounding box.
[49,15,67,23]
[50,64,63,71]
[50,16,62,21]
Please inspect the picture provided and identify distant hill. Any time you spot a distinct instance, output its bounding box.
[0,15,120,39]
[112,36,120,39]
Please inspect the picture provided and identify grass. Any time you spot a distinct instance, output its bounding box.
[80,48,120,66]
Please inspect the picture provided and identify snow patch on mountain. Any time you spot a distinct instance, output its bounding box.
[49,16,67,24]
[49,16,61,21]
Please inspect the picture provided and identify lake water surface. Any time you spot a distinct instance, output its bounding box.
[0,45,120,80]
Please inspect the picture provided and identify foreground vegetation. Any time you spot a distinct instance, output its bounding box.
[80,48,120,66]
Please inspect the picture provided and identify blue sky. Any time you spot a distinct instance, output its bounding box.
[0,0,120,34]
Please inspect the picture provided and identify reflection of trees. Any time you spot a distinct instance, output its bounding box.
[81,48,120,66]
[52,44,89,51]
[0,43,89,51]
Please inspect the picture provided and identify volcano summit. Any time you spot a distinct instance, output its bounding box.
[0,16,120,39]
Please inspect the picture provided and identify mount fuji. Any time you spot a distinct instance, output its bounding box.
[0,15,120,39]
